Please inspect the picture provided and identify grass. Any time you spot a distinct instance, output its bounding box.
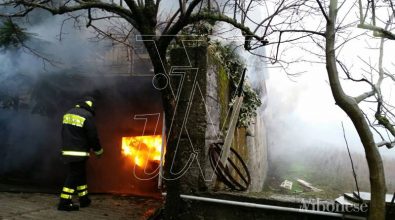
[262,161,346,200]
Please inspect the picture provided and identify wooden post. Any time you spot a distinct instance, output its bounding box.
[213,69,246,185]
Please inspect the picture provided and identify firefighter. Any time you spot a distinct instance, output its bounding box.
[58,96,103,211]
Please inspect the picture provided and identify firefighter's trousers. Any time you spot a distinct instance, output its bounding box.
[59,160,89,202]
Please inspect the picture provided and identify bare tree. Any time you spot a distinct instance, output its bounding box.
[246,1,394,219]
[324,1,395,219]
[254,0,394,218]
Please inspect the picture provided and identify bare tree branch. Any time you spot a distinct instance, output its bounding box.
[341,121,361,199]
[357,23,395,40]
[315,0,329,22]
[377,141,395,149]
[1,1,139,29]
[355,91,376,103]
[356,0,395,40]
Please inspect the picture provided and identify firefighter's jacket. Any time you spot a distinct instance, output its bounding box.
[61,102,103,163]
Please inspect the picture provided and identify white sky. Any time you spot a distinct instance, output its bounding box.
[249,1,395,157]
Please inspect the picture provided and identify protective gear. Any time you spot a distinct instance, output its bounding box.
[79,195,92,208]
[58,182,80,211]
[57,200,80,211]
[58,97,102,211]
[61,97,102,163]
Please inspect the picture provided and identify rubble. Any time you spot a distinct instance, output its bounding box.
[280,180,293,190]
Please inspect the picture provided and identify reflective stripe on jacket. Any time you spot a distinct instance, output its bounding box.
[61,103,102,163]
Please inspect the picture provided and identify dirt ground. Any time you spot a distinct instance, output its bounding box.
[0,192,162,220]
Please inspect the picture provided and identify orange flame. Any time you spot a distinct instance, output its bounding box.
[122,135,163,168]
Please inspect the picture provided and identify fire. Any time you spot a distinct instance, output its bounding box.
[121,135,163,168]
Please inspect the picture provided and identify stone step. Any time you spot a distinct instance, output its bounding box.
[334,196,362,207]
[344,193,363,203]
[337,191,395,206]
[352,191,395,204]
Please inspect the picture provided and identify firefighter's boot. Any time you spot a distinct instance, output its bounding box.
[77,185,90,207]
[58,199,79,211]
[79,196,91,208]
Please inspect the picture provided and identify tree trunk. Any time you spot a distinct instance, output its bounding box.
[144,40,182,220]
[326,1,386,219]
[162,90,182,220]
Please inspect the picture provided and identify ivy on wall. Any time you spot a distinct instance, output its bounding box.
[208,41,261,127]
[168,20,262,127]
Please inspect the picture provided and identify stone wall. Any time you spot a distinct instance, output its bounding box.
[204,64,222,188]
[246,110,268,192]
[170,45,268,193]
[169,46,209,193]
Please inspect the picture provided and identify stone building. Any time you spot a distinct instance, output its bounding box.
[167,46,268,193]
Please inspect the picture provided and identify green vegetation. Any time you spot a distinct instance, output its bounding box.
[0,20,32,48]
[170,34,262,128]
[262,149,373,200]
[217,65,230,130]
[170,21,261,127]
[208,41,261,127]
[263,161,343,199]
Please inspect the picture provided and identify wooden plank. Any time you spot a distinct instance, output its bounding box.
[212,96,244,185]
[296,179,322,192]
[219,96,244,167]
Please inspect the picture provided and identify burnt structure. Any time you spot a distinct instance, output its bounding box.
[0,73,163,196]
[0,45,268,199]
